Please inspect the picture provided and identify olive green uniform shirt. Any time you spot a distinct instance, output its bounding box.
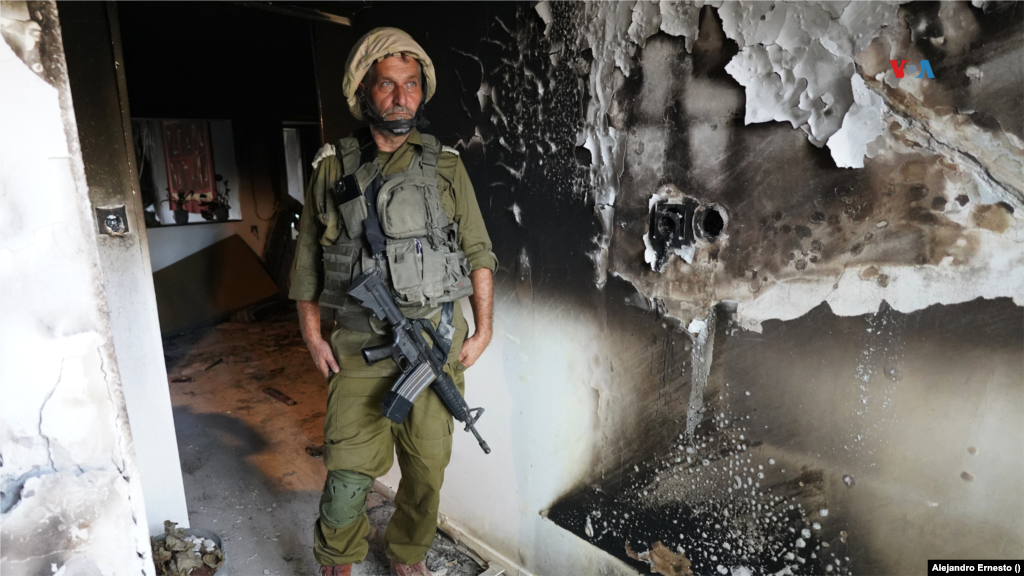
[289,129,497,377]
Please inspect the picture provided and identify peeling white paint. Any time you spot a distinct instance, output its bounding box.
[728,129,1024,330]
[534,1,553,38]
[880,90,1024,207]
[628,0,662,49]
[719,1,896,162]
[827,74,885,169]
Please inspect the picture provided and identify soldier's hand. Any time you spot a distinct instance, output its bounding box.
[458,329,491,369]
[308,338,340,380]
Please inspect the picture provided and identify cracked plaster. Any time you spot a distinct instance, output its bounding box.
[1,3,153,574]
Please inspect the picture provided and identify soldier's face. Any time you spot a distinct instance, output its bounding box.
[362,56,423,121]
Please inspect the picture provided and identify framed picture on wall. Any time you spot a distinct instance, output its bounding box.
[131,118,242,226]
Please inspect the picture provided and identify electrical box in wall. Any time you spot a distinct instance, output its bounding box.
[96,205,129,236]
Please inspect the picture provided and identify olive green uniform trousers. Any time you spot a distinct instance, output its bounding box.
[313,309,468,566]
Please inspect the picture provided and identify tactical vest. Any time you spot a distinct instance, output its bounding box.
[319,134,474,316]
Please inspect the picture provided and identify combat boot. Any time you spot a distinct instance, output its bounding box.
[390,561,432,576]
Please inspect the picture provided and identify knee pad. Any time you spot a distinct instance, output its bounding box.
[319,469,374,529]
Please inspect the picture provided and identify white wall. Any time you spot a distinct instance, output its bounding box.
[0,8,153,573]
[283,127,305,204]
[148,223,240,272]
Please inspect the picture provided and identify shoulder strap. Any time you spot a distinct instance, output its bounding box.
[355,128,378,166]
[419,134,440,170]
[337,137,361,176]
[343,129,387,258]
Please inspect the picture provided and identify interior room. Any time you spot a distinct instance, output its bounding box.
[2,1,1022,576]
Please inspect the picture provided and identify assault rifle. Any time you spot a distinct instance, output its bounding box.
[347,267,491,454]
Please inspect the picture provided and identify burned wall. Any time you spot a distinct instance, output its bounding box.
[0,1,153,574]
[582,1,1024,332]
[538,1,1024,574]
[307,4,692,573]
[551,298,1023,574]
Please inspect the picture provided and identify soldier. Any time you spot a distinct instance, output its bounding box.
[289,28,497,576]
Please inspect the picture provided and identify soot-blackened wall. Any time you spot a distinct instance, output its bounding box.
[543,2,1022,574]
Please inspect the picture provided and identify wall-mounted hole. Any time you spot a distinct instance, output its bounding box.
[95,205,129,237]
[698,205,725,241]
[648,199,698,271]
[655,213,679,237]
[574,146,592,167]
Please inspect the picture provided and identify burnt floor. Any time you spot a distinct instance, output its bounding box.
[162,310,486,576]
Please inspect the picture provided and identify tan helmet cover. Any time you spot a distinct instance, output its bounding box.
[342,27,436,121]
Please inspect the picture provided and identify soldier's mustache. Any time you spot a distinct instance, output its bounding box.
[381,106,414,118]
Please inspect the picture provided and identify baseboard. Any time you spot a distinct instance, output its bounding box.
[436,515,530,576]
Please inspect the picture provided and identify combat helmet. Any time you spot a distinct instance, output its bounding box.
[342,27,435,133]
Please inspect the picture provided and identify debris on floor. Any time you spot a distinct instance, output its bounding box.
[152,520,225,576]
[626,540,692,576]
[367,496,486,576]
[263,387,297,405]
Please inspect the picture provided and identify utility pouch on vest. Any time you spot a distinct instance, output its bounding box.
[385,236,448,306]
[323,243,362,297]
[377,174,446,240]
[384,226,472,306]
[333,175,366,240]
[441,224,473,301]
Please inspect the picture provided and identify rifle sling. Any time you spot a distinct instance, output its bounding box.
[416,301,455,363]
[355,129,388,258]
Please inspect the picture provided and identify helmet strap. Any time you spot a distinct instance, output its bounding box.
[359,93,429,136]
